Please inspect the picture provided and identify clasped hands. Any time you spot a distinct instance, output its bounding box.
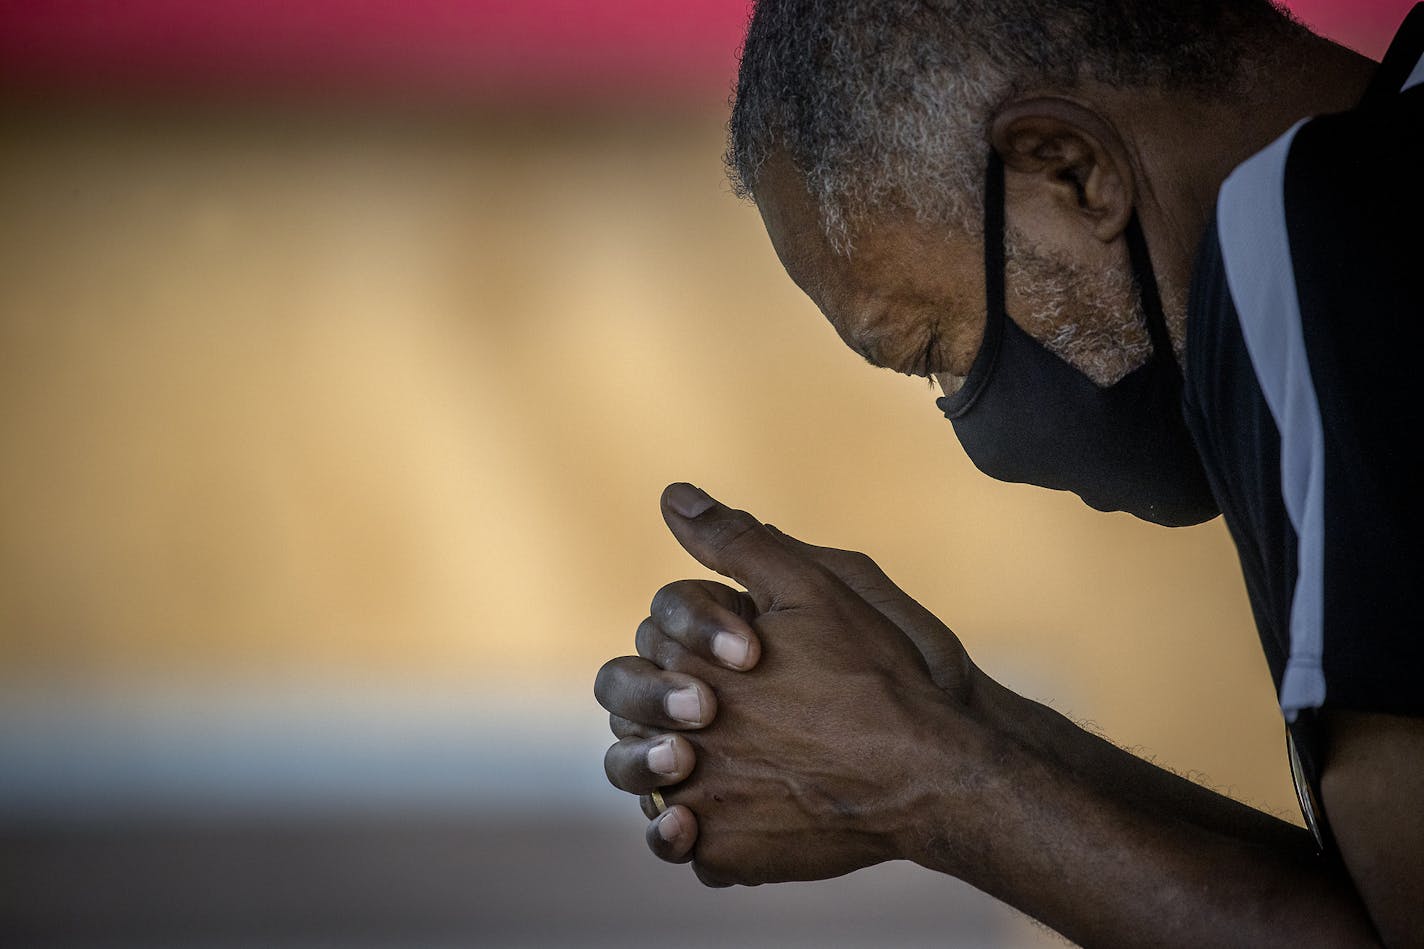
[595,483,988,886]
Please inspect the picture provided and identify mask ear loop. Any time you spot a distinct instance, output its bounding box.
[982,150,1008,347]
[1123,211,1183,384]
[935,151,1008,419]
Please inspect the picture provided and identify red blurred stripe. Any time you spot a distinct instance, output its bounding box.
[0,0,754,102]
[1284,0,1417,58]
[0,0,1413,103]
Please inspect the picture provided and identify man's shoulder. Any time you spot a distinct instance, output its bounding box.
[1207,86,1422,350]
[1284,88,1422,250]
[1218,87,1422,265]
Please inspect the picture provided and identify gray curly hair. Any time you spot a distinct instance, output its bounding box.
[726,0,1302,251]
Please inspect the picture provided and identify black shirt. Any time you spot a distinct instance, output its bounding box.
[1182,4,1424,851]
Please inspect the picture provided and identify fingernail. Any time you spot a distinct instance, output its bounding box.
[657,809,683,841]
[712,631,750,669]
[665,686,702,724]
[666,483,715,519]
[647,738,678,775]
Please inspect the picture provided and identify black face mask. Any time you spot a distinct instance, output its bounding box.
[935,152,1219,527]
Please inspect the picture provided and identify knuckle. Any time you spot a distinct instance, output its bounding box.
[692,861,729,888]
[632,677,665,719]
[592,657,627,706]
[827,548,885,588]
[595,657,665,720]
[651,581,700,635]
[634,617,659,659]
[706,510,759,554]
[656,638,690,675]
[825,546,874,574]
[649,582,684,623]
[637,616,700,673]
[602,741,624,786]
[609,713,643,739]
[648,583,673,617]
[843,549,879,573]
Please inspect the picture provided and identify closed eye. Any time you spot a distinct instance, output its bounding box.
[919,325,939,379]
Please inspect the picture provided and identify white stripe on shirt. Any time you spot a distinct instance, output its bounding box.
[1216,118,1328,720]
[1404,50,1424,90]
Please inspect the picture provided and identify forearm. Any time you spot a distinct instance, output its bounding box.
[905,695,1379,948]
[971,672,1315,856]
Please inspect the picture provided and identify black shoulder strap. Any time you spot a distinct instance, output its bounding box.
[1361,2,1424,107]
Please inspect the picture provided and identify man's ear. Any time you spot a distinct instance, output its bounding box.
[988,98,1135,243]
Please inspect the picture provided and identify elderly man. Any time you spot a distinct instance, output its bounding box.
[595,1,1424,945]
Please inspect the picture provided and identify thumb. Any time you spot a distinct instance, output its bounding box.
[660,483,817,612]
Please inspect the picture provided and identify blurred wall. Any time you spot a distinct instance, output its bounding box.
[0,1,1413,944]
[0,100,1294,798]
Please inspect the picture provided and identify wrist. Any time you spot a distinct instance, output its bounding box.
[963,663,1064,763]
[889,669,1070,876]
[882,686,1004,874]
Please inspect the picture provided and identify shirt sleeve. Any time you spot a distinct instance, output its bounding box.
[1283,94,1424,716]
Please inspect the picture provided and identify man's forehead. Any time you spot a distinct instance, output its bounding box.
[754,181,911,372]
[752,156,838,298]
[752,151,943,297]
[754,169,881,359]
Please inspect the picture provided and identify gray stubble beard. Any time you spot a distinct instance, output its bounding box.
[1004,227,1187,387]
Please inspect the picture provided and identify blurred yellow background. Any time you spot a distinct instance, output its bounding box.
[19,1,1420,938]
[0,99,1295,945]
[0,104,1289,811]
